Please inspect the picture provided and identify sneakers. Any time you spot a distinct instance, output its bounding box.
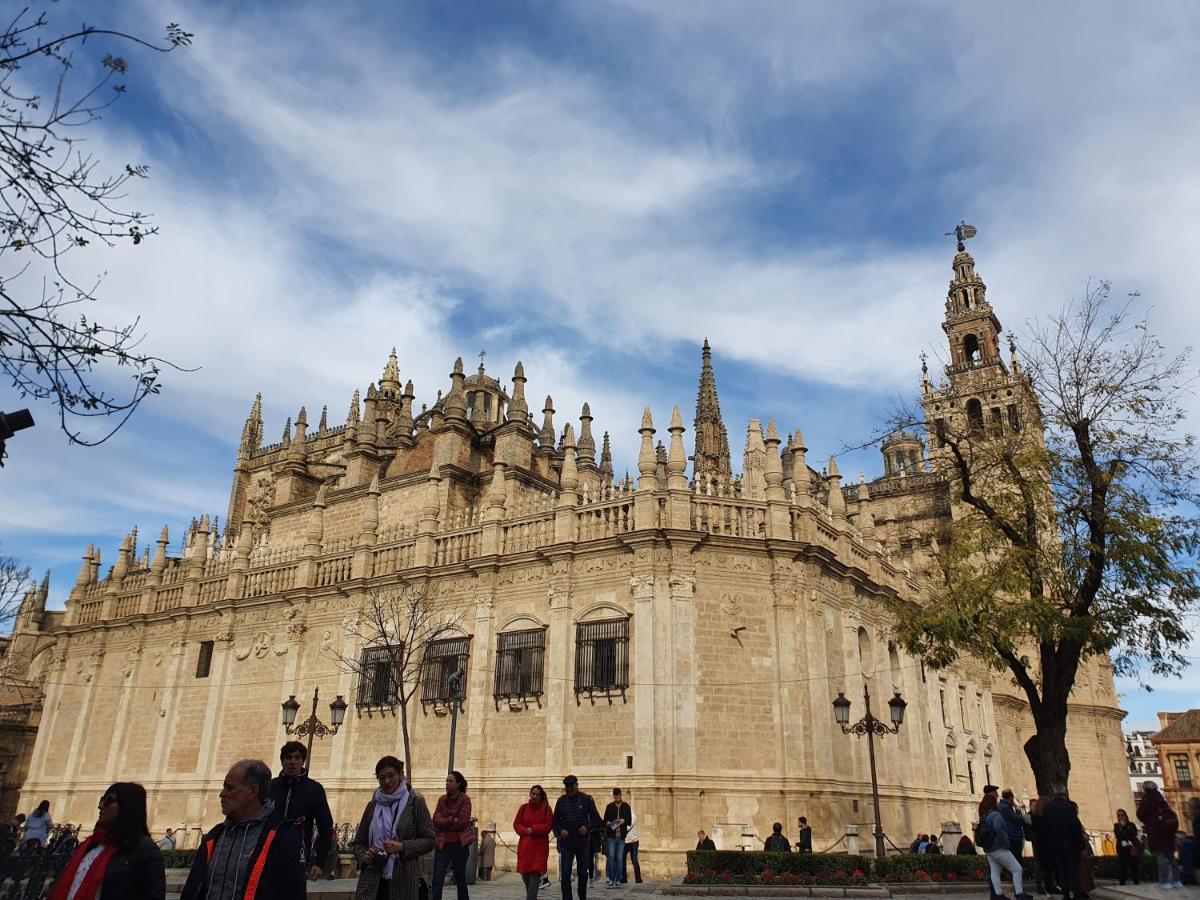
[539,876,551,891]
[1171,884,1185,890]
[1160,886,1175,891]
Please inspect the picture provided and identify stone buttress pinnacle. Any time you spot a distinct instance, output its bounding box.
[692,339,732,480]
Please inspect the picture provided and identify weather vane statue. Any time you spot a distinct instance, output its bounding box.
[945,220,978,252]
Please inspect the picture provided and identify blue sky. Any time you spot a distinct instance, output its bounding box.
[3,1,1199,730]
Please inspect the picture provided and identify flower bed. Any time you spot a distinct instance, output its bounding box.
[874,853,1018,883]
[685,851,872,885]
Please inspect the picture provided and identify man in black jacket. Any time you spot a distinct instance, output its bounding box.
[602,788,631,888]
[1041,786,1085,900]
[553,775,602,900]
[269,740,334,880]
[181,759,306,900]
[695,830,716,851]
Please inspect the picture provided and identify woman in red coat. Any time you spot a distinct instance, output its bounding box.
[514,785,554,900]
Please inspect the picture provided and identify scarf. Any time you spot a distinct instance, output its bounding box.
[49,826,118,900]
[370,783,411,880]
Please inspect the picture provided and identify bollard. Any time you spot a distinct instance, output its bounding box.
[845,824,860,857]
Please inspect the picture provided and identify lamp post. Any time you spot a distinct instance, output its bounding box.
[832,684,907,859]
[281,687,348,767]
[446,668,465,773]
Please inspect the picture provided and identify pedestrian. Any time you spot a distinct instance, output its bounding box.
[180,759,306,900]
[589,826,603,882]
[916,834,930,854]
[157,829,177,852]
[1180,797,1199,886]
[621,810,641,884]
[1000,790,1026,859]
[350,755,435,900]
[515,785,554,900]
[46,782,166,900]
[269,739,335,881]
[956,834,976,855]
[695,831,715,852]
[764,823,790,853]
[552,774,602,900]
[602,788,631,888]
[1029,798,1059,895]
[478,827,496,881]
[978,793,1030,900]
[926,835,942,855]
[24,800,52,850]
[430,771,473,900]
[1137,780,1182,889]
[1113,809,1141,885]
[1041,787,1085,900]
[795,817,812,853]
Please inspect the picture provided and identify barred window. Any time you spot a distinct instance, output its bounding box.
[356,645,400,708]
[1172,755,1193,789]
[494,629,545,703]
[420,636,471,707]
[575,617,630,701]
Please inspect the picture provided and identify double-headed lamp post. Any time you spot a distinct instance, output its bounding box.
[281,687,349,767]
[832,684,907,859]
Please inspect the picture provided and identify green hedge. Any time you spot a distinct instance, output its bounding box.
[685,851,872,885]
[162,848,198,869]
[1090,855,1156,881]
[875,853,1004,883]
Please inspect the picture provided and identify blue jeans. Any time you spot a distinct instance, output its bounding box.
[1181,837,1197,885]
[605,837,625,884]
[560,843,590,900]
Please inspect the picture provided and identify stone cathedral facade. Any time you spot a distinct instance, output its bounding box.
[3,244,1131,871]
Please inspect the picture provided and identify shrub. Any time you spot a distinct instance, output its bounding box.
[1091,855,1156,881]
[684,850,874,884]
[875,853,1021,883]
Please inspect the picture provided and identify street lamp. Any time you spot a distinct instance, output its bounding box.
[281,687,348,767]
[446,668,465,773]
[832,684,906,859]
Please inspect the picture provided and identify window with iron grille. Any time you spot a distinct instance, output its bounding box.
[575,617,630,702]
[494,629,545,705]
[356,645,400,708]
[1172,755,1193,789]
[420,636,471,708]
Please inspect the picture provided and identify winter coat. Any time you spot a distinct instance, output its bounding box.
[983,811,1010,853]
[514,802,554,875]
[998,801,1026,855]
[764,834,791,852]
[268,772,334,870]
[432,793,473,850]
[1041,797,1085,855]
[602,802,631,841]
[50,834,166,900]
[351,793,435,900]
[552,793,602,852]
[180,802,305,900]
[24,810,52,846]
[696,838,716,851]
[1137,790,1178,854]
[1114,821,1140,857]
[478,833,496,868]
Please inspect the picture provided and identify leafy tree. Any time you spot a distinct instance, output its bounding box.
[327,582,466,780]
[887,283,1200,795]
[0,7,192,447]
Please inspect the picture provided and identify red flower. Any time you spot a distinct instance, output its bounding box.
[719,871,733,883]
[974,870,985,880]
[852,869,866,880]
[947,872,958,880]
[684,873,700,884]
[931,871,944,881]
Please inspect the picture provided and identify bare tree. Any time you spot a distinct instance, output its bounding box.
[0,7,193,447]
[0,549,31,633]
[881,282,1200,795]
[327,582,467,780]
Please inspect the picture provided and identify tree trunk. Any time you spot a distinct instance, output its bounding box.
[1023,695,1071,797]
[400,702,414,782]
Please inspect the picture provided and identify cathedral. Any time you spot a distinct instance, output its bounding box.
[1,241,1131,872]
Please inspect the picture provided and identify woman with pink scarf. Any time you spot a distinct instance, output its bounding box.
[352,756,435,900]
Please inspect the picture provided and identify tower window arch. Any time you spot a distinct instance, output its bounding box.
[964,333,980,362]
[966,399,984,431]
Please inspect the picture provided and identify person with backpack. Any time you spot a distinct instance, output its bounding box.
[977,793,1031,900]
[1137,781,1183,889]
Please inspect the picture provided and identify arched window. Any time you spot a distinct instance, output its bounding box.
[966,399,984,431]
[964,333,980,362]
[858,627,874,678]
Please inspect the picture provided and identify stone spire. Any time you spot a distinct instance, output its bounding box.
[151,525,169,575]
[345,389,361,443]
[444,357,467,421]
[508,362,529,422]
[577,403,596,467]
[667,406,688,489]
[380,347,401,397]
[537,396,556,452]
[282,416,292,448]
[637,407,657,490]
[318,405,328,435]
[599,431,613,482]
[240,393,263,453]
[826,456,847,522]
[655,440,667,484]
[692,339,732,480]
[398,379,416,435]
[742,419,767,499]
